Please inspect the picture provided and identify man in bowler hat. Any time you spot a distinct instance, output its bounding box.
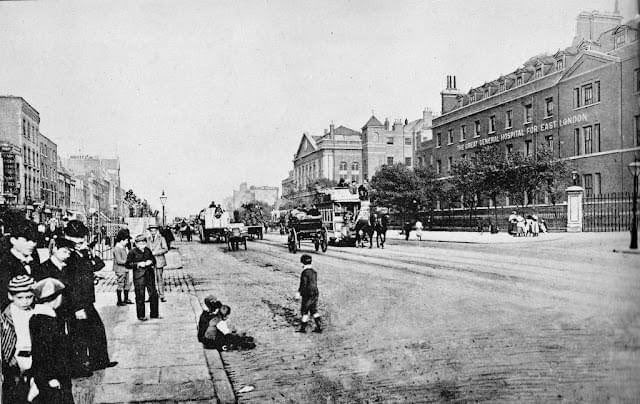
[64,220,117,374]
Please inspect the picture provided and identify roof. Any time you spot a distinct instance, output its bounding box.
[362,115,383,129]
[322,187,361,203]
[333,125,361,136]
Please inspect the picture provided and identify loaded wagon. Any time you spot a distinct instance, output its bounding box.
[287,217,328,254]
[225,223,249,251]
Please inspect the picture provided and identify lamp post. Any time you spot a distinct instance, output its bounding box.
[571,169,579,186]
[628,160,640,250]
[160,190,167,227]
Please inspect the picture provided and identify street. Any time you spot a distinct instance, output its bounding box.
[175,233,640,402]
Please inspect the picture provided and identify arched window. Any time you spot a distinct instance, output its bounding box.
[351,162,359,171]
[339,161,347,171]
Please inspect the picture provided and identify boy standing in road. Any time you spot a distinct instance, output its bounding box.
[296,254,321,334]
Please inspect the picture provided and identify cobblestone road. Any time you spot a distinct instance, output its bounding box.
[178,235,640,402]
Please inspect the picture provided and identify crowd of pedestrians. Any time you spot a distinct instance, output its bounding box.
[0,212,117,403]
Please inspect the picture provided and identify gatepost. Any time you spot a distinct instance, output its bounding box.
[566,185,584,232]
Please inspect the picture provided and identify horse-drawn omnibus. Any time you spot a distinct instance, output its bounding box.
[316,188,361,246]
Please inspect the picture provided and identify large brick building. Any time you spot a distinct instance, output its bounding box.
[419,9,639,202]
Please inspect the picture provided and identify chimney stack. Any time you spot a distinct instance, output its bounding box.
[329,123,335,136]
[441,75,461,115]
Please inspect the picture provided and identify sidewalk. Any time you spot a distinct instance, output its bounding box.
[384,229,563,244]
[72,268,235,404]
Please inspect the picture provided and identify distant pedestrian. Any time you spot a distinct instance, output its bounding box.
[415,220,423,240]
[403,221,412,241]
[112,233,132,307]
[160,226,175,250]
[296,254,321,333]
[125,235,159,321]
[147,225,168,302]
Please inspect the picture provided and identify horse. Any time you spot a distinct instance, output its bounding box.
[354,213,375,248]
[374,214,388,248]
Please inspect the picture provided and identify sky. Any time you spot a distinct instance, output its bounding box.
[0,0,637,217]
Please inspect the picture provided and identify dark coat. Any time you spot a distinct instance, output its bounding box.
[33,260,73,319]
[65,249,102,312]
[298,267,318,297]
[29,313,73,397]
[125,247,156,281]
[0,249,41,310]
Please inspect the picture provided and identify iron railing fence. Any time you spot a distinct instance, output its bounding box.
[583,192,636,232]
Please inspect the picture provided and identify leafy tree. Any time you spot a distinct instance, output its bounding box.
[450,157,484,223]
[413,166,444,214]
[535,147,570,205]
[503,152,537,208]
[370,164,420,217]
[475,145,509,226]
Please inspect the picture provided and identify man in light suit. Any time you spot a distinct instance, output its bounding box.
[147,225,168,302]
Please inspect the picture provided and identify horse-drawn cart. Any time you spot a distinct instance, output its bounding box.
[287,218,328,254]
[226,223,248,251]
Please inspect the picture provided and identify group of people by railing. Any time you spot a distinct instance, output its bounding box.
[507,211,548,236]
[0,212,118,403]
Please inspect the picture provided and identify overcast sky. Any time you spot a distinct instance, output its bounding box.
[0,0,636,217]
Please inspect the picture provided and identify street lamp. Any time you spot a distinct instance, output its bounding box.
[628,160,640,249]
[571,169,579,186]
[159,190,167,226]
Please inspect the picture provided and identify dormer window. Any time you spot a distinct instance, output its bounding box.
[516,76,523,86]
[556,59,564,70]
[499,82,506,92]
[535,67,543,79]
[484,89,489,98]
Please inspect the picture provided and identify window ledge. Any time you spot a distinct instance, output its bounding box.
[459,139,466,143]
[544,115,554,120]
[574,101,601,111]
[488,131,496,135]
[473,135,481,138]
[505,126,512,130]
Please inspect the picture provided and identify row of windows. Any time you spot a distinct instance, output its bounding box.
[385,137,413,145]
[464,58,565,106]
[338,162,360,171]
[437,98,555,146]
[22,119,37,142]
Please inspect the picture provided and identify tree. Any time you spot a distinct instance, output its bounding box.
[370,164,421,217]
[413,166,444,214]
[450,158,484,224]
[503,152,538,208]
[475,145,509,226]
[535,147,570,205]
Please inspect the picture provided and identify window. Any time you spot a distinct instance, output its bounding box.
[583,174,593,197]
[339,161,347,171]
[429,155,434,166]
[460,125,466,140]
[489,115,496,133]
[351,175,359,183]
[505,110,513,129]
[499,82,505,92]
[615,32,625,48]
[516,76,523,86]
[573,87,581,108]
[386,137,394,145]
[595,81,600,103]
[525,140,532,156]
[545,135,553,151]
[636,69,640,92]
[405,157,412,166]
[545,97,554,118]
[387,156,394,165]
[594,124,600,152]
[535,67,542,79]
[524,104,532,123]
[584,126,593,154]
[636,115,640,146]
[447,129,453,144]
[556,59,564,70]
[595,173,601,195]
[506,144,513,155]
[436,133,442,147]
[484,89,489,98]
[447,157,452,173]
[436,159,442,174]
[474,120,481,137]
[404,137,412,145]
[583,83,593,105]
[351,162,359,171]
[461,154,466,160]
[418,157,423,167]
[574,128,581,156]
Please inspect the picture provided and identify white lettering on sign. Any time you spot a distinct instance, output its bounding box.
[456,113,587,150]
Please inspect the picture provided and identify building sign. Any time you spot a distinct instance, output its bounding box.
[457,112,588,151]
[1,150,19,195]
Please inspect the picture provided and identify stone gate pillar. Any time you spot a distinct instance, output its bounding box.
[566,185,584,232]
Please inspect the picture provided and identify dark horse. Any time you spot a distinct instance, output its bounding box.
[354,212,375,248]
[374,214,389,248]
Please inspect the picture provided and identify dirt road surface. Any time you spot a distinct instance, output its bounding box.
[181,233,640,402]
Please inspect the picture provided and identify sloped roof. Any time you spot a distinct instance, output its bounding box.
[333,125,361,136]
[362,115,383,129]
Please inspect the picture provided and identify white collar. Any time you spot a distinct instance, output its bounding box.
[10,249,33,264]
[33,304,57,317]
[302,264,313,270]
